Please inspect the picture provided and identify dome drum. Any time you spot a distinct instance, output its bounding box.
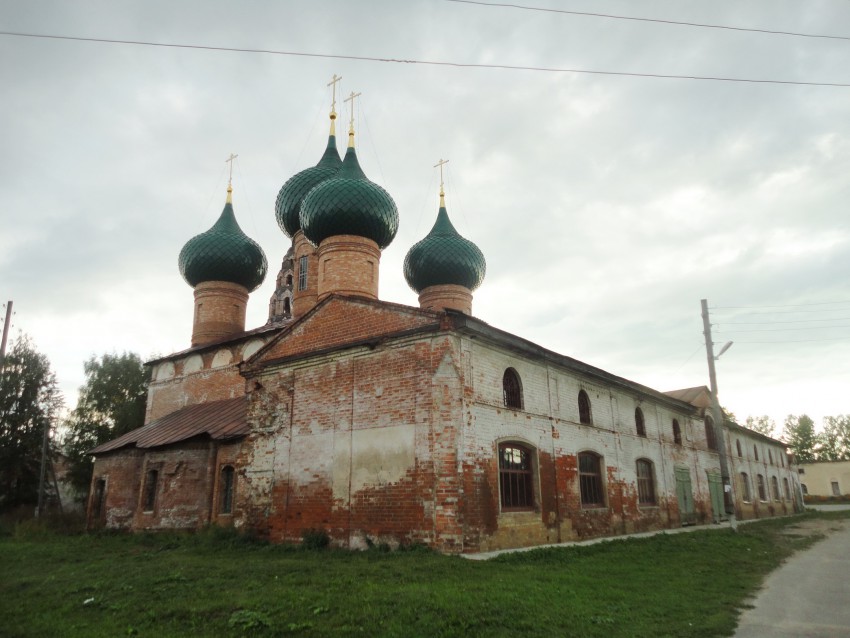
[316,234,381,301]
[418,284,473,315]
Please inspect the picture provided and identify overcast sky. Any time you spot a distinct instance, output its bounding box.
[2,0,849,434]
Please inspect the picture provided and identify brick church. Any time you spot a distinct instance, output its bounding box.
[87,90,803,552]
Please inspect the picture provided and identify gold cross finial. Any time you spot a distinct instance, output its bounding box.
[434,158,449,205]
[225,153,238,202]
[327,74,342,119]
[344,91,362,147]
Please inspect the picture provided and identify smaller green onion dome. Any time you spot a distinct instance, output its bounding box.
[403,201,486,293]
[179,187,268,292]
[300,142,399,249]
[275,129,341,238]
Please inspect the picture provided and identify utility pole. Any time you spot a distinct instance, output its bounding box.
[0,300,12,369]
[701,299,736,522]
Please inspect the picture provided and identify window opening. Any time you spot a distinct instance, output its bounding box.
[736,440,742,457]
[672,419,682,445]
[502,368,523,410]
[635,407,646,437]
[832,481,841,496]
[143,469,158,511]
[499,443,534,510]
[754,445,759,461]
[783,478,790,500]
[578,390,592,425]
[579,452,604,507]
[740,473,751,502]
[768,449,773,464]
[757,474,767,501]
[704,417,717,450]
[636,459,656,505]
[801,483,808,495]
[286,274,293,286]
[220,466,235,514]
[298,255,308,291]
[771,476,780,501]
[92,479,106,520]
[283,297,291,316]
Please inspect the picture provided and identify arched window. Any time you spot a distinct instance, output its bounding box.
[143,469,158,512]
[780,454,785,468]
[578,390,592,425]
[298,255,308,291]
[283,297,291,316]
[704,416,717,451]
[771,476,780,501]
[736,440,742,457]
[768,449,773,465]
[672,419,682,445]
[220,466,235,515]
[635,407,646,437]
[502,368,523,410]
[499,443,534,510]
[783,478,790,500]
[757,474,767,501]
[754,445,759,461]
[285,274,293,286]
[801,483,808,495]
[740,473,752,502]
[636,459,656,505]
[578,451,604,507]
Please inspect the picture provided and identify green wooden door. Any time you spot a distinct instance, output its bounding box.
[707,471,726,522]
[675,467,695,525]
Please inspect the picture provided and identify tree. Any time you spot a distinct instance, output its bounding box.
[63,353,150,497]
[782,414,817,464]
[744,415,776,438]
[817,415,850,462]
[0,336,63,511]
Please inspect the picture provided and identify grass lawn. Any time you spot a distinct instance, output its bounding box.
[2,511,847,638]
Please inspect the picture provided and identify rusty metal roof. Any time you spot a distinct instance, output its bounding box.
[663,386,711,407]
[88,397,248,455]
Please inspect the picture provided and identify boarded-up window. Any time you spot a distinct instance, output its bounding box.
[579,452,604,507]
[92,478,106,520]
[578,390,592,425]
[635,407,646,437]
[499,443,534,510]
[220,466,235,514]
[636,459,655,505]
[502,368,523,410]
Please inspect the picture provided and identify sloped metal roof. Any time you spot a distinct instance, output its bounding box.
[88,397,248,455]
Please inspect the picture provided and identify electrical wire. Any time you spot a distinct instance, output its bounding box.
[446,0,850,42]
[713,301,850,308]
[715,325,850,332]
[720,317,850,324]
[2,31,849,88]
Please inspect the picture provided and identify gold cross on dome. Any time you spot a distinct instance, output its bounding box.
[344,90,362,128]
[225,153,238,186]
[327,74,342,115]
[434,158,449,195]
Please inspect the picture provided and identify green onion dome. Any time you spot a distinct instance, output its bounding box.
[179,186,268,292]
[403,199,486,293]
[300,141,399,249]
[274,127,341,238]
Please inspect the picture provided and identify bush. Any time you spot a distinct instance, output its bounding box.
[301,528,330,550]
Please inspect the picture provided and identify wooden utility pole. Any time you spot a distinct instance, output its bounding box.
[701,299,736,521]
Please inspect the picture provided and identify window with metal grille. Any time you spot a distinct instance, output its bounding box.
[672,419,682,445]
[298,255,308,291]
[635,407,646,437]
[736,440,742,457]
[499,443,534,510]
[783,478,790,500]
[143,469,158,511]
[578,390,592,425]
[579,452,604,507]
[220,466,235,514]
[740,473,751,502]
[757,474,767,501]
[502,368,523,410]
[704,417,717,450]
[636,459,656,505]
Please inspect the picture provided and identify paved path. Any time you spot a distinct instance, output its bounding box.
[735,519,850,638]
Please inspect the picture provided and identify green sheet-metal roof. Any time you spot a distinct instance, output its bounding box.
[178,192,268,291]
[300,145,399,249]
[403,203,486,292]
[275,133,341,237]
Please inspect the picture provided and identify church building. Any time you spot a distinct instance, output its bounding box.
[87,86,803,553]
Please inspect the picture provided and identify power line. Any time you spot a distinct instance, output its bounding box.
[446,0,850,42]
[716,325,850,332]
[712,301,850,308]
[2,31,850,88]
[735,337,850,343]
[720,317,850,325]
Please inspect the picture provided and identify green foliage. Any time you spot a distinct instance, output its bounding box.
[783,414,817,463]
[817,415,850,461]
[744,415,776,438]
[63,353,150,497]
[0,336,63,511]
[300,528,330,550]
[2,512,848,638]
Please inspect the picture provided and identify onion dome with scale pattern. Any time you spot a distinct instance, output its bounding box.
[403,193,486,293]
[178,185,268,292]
[274,115,342,238]
[300,126,399,249]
